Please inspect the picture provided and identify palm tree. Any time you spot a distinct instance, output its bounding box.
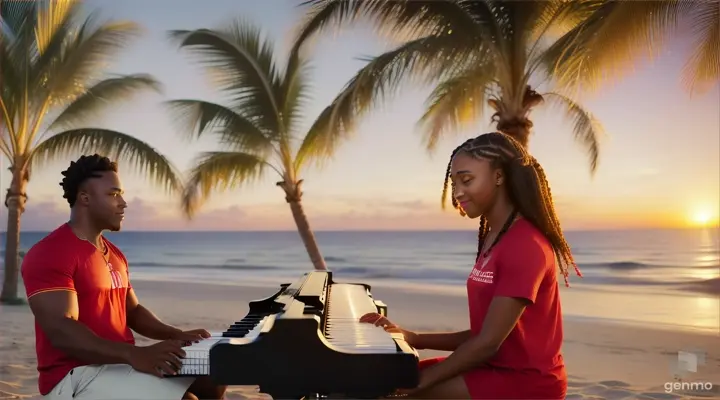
[291,1,611,173]
[540,0,719,96]
[165,20,345,271]
[0,1,183,304]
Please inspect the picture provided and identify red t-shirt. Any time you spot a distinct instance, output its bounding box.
[21,223,135,395]
[466,218,566,398]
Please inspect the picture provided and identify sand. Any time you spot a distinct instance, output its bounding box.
[1,279,718,399]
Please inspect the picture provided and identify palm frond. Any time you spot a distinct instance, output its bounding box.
[30,128,183,195]
[34,0,77,55]
[45,16,142,103]
[164,99,275,156]
[417,59,497,150]
[0,34,19,152]
[543,92,604,174]
[49,74,162,131]
[316,33,479,148]
[292,0,479,53]
[168,21,282,135]
[541,0,689,92]
[0,0,36,36]
[681,1,719,95]
[180,151,268,218]
[279,52,313,139]
[293,105,335,172]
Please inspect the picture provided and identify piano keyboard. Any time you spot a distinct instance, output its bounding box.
[324,284,398,353]
[186,272,419,398]
[173,315,270,376]
[177,334,223,375]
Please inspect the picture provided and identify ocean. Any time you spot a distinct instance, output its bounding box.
[2,228,719,334]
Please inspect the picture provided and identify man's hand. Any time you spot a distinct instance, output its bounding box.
[170,329,211,345]
[127,340,186,377]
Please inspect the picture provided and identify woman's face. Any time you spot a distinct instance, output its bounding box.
[449,151,503,218]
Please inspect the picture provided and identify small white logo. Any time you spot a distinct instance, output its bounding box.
[469,268,494,284]
[672,349,706,377]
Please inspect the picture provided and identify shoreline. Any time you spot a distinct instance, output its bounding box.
[2,279,719,399]
[125,275,719,336]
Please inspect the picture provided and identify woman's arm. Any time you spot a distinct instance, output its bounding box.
[414,330,472,351]
[418,234,551,390]
[419,297,529,386]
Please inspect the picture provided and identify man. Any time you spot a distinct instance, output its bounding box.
[21,154,226,400]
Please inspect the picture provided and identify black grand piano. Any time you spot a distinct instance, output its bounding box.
[173,271,419,399]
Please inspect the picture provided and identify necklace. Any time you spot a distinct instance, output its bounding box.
[480,209,518,258]
[69,224,111,270]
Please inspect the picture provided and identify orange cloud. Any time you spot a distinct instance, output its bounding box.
[3,196,479,231]
[1,193,688,232]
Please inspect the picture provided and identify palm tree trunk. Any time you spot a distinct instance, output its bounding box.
[496,118,532,147]
[0,169,28,304]
[493,86,544,148]
[278,179,327,271]
[288,199,327,271]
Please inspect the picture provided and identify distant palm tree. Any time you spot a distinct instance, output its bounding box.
[0,0,182,304]
[541,0,719,96]
[292,1,612,173]
[165,20,345,271]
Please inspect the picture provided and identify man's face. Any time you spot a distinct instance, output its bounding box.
[79,171,127,231]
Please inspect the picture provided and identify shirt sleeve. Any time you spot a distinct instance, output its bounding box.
[21,246,77,299]
[493,233,551,303]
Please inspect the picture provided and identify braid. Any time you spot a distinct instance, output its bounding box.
[530,159,583,286]
[441,132,581,286]
[475,217,488,262]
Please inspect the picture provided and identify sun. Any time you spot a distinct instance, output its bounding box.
[690,207,718,227]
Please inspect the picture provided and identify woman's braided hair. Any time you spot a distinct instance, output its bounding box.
[441,132,582,286]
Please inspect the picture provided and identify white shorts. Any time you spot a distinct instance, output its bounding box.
[43,365,196,400]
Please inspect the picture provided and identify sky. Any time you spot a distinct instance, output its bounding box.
[1,0,718,232]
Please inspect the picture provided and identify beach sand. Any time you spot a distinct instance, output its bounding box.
[1,280,718,399]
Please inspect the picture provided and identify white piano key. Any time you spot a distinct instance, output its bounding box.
[243,316,268,340]
[325,284,399,353]
[176,318,268,376]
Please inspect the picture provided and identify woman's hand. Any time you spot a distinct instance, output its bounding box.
[392,367,437,397]
[359,313,420,348]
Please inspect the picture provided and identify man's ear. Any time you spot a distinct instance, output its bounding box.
[78,191,90,206]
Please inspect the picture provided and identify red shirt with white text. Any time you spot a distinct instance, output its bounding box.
[21,223,134,395]
[466,218,566,398]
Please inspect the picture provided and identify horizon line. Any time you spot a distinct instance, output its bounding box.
[2,226,717,234]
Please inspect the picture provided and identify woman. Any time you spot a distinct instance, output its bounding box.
[361,132,582,399]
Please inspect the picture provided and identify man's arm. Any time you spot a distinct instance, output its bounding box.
[414,330,472,351]
[125,289,182,340]
[28,291,135,364]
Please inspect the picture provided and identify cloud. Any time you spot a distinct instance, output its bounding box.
[0,195,476,231]
[0,193,657,232]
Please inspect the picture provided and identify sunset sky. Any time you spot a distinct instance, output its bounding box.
[1,0,718,232]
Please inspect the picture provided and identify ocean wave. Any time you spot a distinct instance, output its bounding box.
[579,261,720,270]
[330,266,471,282]
[588,261,648,270]
[133,262,279,271]
[679,278,720,296]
